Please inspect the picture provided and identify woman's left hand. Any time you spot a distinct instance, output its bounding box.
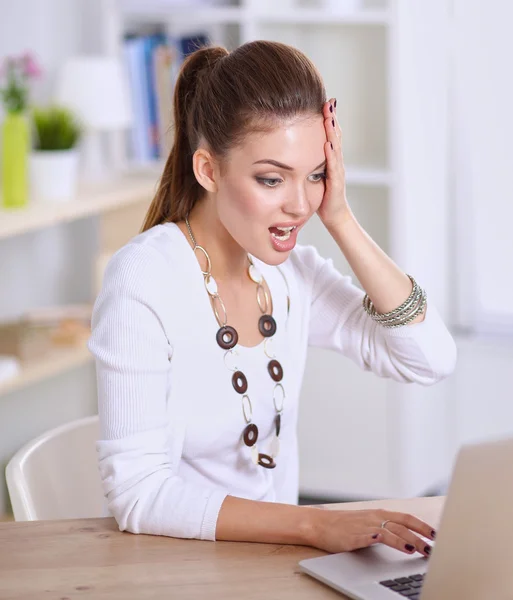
[317,98,353,229]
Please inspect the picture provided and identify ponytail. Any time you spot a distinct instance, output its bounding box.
[141,45,229,231]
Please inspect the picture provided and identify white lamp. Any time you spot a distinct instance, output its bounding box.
[55,56,133,181]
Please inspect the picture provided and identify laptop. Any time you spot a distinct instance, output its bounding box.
[299,435,513,599]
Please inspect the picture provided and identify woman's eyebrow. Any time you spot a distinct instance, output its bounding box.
[252,159,327,171]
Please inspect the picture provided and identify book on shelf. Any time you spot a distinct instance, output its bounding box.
[123,31,209,165]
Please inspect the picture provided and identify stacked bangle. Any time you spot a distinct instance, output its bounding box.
[363,275,427,329]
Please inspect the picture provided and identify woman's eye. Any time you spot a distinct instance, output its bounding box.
[256,177,282,188]
[310,172,327,183]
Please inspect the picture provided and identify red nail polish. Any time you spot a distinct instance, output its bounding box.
[334,98,337,108]
[332,118,335,127]
[424,545,432,555]
[405,544,415,552]
[330,142,333,150]
[329,104,333,113]
[431,530,436,539]
[372,534,379,539]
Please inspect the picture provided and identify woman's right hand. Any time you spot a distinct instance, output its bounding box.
[305,507,436,557]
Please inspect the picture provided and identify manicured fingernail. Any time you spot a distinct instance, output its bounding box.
[405,544,415,552]
[329,104,333,113]
[330,142,333,150]
[431,530,436,539]
[424,545,431,555]
[372,533,379,539]
[332,118,335,127]
[334,98,337,108]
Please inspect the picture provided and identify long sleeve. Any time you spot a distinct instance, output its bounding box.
[289,244,457,385]
[88,241,228,540]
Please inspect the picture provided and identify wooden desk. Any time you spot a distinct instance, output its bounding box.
[0,496,443,600]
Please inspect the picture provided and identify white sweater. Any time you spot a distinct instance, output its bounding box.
[88,221,457,540]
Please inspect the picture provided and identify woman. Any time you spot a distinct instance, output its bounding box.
[88,40,456,557]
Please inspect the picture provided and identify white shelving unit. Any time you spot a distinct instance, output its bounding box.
[98,0,454,499]
[0,171,159,398]
[121,4,390,25]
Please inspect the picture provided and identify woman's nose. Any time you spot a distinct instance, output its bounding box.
[283,188,310,219]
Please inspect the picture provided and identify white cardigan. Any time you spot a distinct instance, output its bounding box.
[88,221,457,540]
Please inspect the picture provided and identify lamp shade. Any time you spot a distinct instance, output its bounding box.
[55,56,133,130]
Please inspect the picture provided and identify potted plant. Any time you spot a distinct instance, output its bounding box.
[0,52,41,209]
[30,105,82,202]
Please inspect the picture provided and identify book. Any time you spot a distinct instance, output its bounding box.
[143,33,168,158]
[124,37,152,162]
[123,30,210,164]
[180,34,209,58]
[153,45,176,157]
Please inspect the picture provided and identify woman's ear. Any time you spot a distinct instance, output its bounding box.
[192,148,218,193]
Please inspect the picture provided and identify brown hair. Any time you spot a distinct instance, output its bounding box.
[141,40,327,232]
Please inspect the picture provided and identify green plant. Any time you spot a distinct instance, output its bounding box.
[32,105,82,151]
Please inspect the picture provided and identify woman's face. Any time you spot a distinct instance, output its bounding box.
[214,114,327,266]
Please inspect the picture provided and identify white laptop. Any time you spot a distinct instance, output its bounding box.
[299,435,513,599]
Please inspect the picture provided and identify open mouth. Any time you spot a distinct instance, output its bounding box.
[269,226,297,241]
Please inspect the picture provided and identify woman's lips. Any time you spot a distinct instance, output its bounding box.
[269,226,299,252]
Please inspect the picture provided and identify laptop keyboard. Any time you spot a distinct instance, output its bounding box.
[379,573,425,597]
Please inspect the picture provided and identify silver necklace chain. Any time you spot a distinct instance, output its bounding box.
[185,214,198,248]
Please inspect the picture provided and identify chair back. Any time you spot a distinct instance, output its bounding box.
[5,415,105,521]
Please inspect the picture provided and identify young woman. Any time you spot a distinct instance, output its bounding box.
[88,40,456,557]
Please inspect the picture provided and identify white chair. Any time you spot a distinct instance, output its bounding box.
[5,415,106,521]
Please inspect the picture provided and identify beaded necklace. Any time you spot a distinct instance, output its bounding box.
[185,215,285,469]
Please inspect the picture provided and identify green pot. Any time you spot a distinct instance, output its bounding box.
[1,111,30,209]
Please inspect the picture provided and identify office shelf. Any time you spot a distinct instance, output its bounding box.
[0,342,93,397]
[0,172,159,241]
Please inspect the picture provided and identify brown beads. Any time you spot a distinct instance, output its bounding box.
[216,325,238,349]
[232,371,248,394]
[243,423,259,447]
[258,315,277,337]
[268,359,283,382]
[275,413,281,437]
[257,453,276,469]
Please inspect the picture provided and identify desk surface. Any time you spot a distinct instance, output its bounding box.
[0,496,444,600]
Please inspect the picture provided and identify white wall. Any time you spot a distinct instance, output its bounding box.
[0,0,100,515]
[451,0,513,333]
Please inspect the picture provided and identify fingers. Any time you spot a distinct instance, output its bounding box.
[325,97,336,117]
[324,98,341,138]
[384,522,432,558]
[353,526,431,557]
[381,511,436,542]
[372,527,425,555]
[373,510,435,557]
[352,531,384,551]
[354,526,420,556]
[324,99,343,170]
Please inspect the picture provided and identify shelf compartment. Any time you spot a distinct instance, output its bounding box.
[257,23,389,168]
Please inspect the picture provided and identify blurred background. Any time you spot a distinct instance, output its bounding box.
[0,0,512,519]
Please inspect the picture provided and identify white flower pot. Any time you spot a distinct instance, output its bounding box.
[30,149,79,202]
